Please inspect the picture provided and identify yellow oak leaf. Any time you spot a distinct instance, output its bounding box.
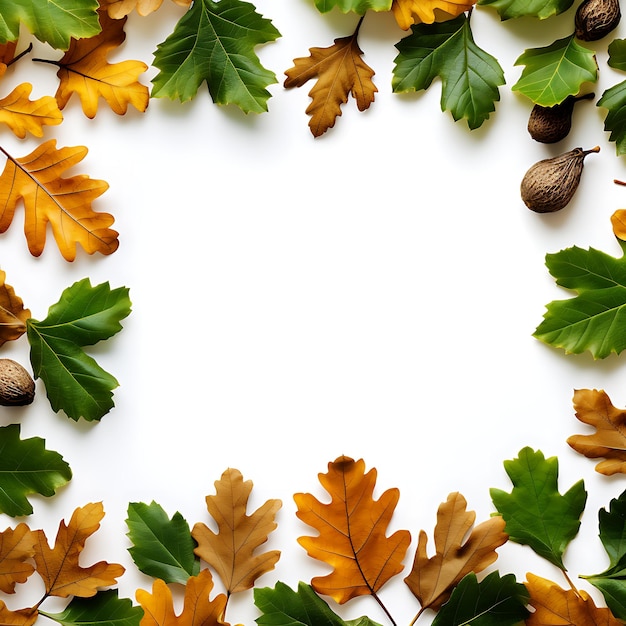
[31,502,125,598]
[0,523,36,594]
[0,601,37,626]
[525,573,622,625]
[567,388,626,475]
[0,83,63,138]
[50,10,149,118]
[0,139,118,261]
[294,456,411,604]
[192,468,282,594]
[0,269,30,348]
[101,0,190,18]
[611,209,626,240]
[136,570,228,626]
[284,33,377,137]
[391,0,475,28]
[404,492,508,612]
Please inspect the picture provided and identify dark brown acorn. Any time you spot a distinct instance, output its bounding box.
[527,93,595,143]
[575,0,621,41]
[520,146,600,213]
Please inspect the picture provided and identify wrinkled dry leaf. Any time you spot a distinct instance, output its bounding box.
[0,600,37,626]
[0,269,30,347]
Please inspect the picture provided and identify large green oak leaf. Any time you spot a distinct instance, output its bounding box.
[477,0,574,19]
[392,15,505,130]
[598,39,626,156]
[151,0,281,113]
[26,278,131,422]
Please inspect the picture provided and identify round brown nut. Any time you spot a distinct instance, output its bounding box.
[0,359,35,406]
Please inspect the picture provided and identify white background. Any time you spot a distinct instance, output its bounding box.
[1,1,626,624]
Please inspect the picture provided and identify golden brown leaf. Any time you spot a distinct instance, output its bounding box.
[525,573,622,625]
[611,209,626,240]
[0,139,118,261]
[192,468,282,594]
[101,0,190,18]
[294,456,411,604]
[284,34,377,137]
[567,388,626,475]
[0,270,30,348]
[391,0,475,28]
[32,502,124,598]
[136,570,228,626]
[404,492,508,611]
[0,524,36,594]
[53,11,149,118]
[0,42,18,81]
[0,83,63,138]
[0,601,37,626]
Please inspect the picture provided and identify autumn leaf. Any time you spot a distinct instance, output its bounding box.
[612,209,626,239]
[0,601,37,626]
[525,573,621,625]
[0,524,36,593]
[192,468,281,594]
[284,25,377,137]
[101,0,190,18]
[0,83,63,137]
[136,570,227,626]
[404,492,508,612]
[391,0,474,28]
[567,389,626,475]
[0,269,30,348]
[294,456,411,604]
[0,139,117,260]
[0,42,18,80]
[40,11,149,118]
[32,502,124,598]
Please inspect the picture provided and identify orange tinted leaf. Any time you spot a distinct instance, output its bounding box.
[136,570,228,626]
[611,209,626,240]
[568,389,626,475]
[404,492,508,611]
[0,83,63,138]
[0,139,118,261]
[101,0,190,18]
[284,34,376,137]
[525,573,622,625]
[0,42,18,80]
[0,269,30,347]
[0,601,37,626]
[32,502,125,598]
[294,456,411,604]
[391,0,475,28]
[192,468,282,594]
[0,524,36,594]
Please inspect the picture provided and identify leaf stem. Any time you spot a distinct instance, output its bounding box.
[354,13,366,38]
[370,589,397,626]
[31,57,61,67]
[8,42,33,67]
[409,606,426,626]
[562,569,582,597]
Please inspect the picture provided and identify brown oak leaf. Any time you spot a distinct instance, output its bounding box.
[192,468,282,594]
[49,11,149,118]
[136,569,228,626]
[101,0,190,18]
[0,139,118,261]
[32,502,125,598]
[0,523,36,594]
[294,456,411,604]
[567,388,626,475]
[0,42,18,81]
[0,269,30,347]
[284,31,377,137]
[0,601,37,626]
[404,492,508,612]
[391,0,475,28]
[525,573,622,625]
[0,83,63,138]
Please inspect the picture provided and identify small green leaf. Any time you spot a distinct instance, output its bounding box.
[490,447,587,569]
[431,572,530,626]
[312,0,392,13]
[151,0,281,113]
[126,501,200,585]
[392,16,505,129]
[39,590,143,626]
[608,38,626,71]
[477,0,574,19]
[598,40,626,156]
[0,423,72,516]
[26,278,132,422]
[512,35,597,106]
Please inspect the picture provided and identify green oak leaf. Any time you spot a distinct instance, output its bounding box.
[0,423,72,517]
[26,278,131,422]
[391,15,505,130]
[126,501,200,585]
[477,0,574,19]
[39,590,144,626]
[431,572,530,626]
[313,0,392,13]
[533,240,626,358]
[151,0,281,113]
[254,581,383,626]
[0,0,101,50]
[598,40,626,156]
[512,35,598,106]
[490,447,587,569]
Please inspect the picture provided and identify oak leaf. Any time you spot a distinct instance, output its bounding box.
[0,42,18,80]
[32,502,125,598]
[284,32,377,137]
[50,11,149,118]
[0,269,30,347]
[192,468,282,594]
[136,570,228,626]
[404,492,508,611]
[0,139,118,261]
[567,388,626,475]
[391,0,474,28]
[612,209,626,240]
[0,83,63,137]
[525,573,622,625]
[294,456,411,604]
[0,523,36,593]
[102,0,190,18]
[0,601,37,626]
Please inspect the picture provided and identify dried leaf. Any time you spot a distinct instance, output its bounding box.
[611,209,626,240]
[391,0,474,28]
[284,34,377,137]
[568,388,626,475]
[0,42,18,80]
[0,139,117,261]
[0,601,37,626]
[294,456,411,604]
[0,269,30,347]
[0,83,63,137]
[32,502,125,598]
[192,468,281,594]
[102,0,190,18]
[404,492,508,611]
[0,524,36,593]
